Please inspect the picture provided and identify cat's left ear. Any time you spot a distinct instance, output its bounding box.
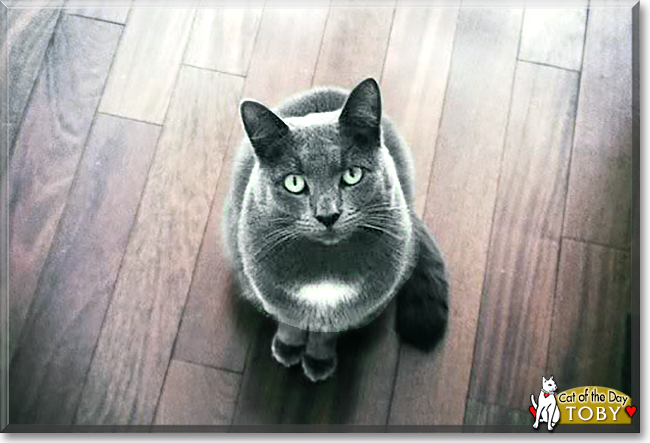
[550,376,554,380]
[240,100,290,163]
[339,78,382,148]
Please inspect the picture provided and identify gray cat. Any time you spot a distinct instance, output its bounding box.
[223,78,448,382]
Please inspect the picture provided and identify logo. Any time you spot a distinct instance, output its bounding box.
[529,376,636,430]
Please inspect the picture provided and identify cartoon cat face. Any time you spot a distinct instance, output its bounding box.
[240,79,404,246]
[542,376,557,392]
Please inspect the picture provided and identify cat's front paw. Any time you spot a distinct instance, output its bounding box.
[271,335,304,367]
[532,423,538,430]
[301,354,337,382]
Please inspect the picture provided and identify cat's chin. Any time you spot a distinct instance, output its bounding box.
[311,231,350,246]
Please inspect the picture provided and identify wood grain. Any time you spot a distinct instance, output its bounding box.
[98,8,195,124]
[174,6,329,373]
[9,114,159,425]
[243,7,330,105]
[312,2,394,87]
[389,8,523,426]
[184,6,263,76]
[468,62,579,409]
[66,4,131,25]
[547,239,630,394]
[8,14,121,357]
[464,400,531,428]
[6,2,63,151]
[74,67,243,425]
[519,5,587,71]
[153,360,240,425]
[563,8,632,248]
[0,5,7,432]
[381,3,459,216]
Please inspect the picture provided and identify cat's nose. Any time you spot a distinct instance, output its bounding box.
[316,213,340,228]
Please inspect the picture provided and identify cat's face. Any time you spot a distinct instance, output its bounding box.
[240,79,403,246]
[542,376,557,392]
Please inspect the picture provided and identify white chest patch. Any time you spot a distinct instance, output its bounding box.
[293,281,358,307]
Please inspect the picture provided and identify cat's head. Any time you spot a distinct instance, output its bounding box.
[542,376,557,392]
[239,78,405,246]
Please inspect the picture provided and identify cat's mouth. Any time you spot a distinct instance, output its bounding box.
[311,229,350,246]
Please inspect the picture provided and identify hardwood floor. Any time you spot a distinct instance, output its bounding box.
[6,3,635,429]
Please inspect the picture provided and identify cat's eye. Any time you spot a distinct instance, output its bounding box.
[284,174,306,194]
[342,167,363,186]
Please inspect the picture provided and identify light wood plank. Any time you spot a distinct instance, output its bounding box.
[0,5,8,432]
[468,62,579,409]
[74,67,243,425]
[519,5,587,71]
[8,14,122,357]
[547,239,630,393]
[153,360,240,426]
[184,6,263,76]
[243,7,330,105]
[312,2,394,87]
[381,3,459,216]
[98,8,194,123]
[174,7,329,374]
[388,8,523,425]
[66,4,131,24]
[6,2,63,151]
[9,114,159,425]
[563,8,632,248]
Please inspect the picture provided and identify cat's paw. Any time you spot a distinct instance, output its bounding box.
[301,354,337,382]
[271,335,304,367]
[532,423,538,430]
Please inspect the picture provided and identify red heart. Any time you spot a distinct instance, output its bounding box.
[544,393,549,398]
[626,406,637,417]
[529,406,537,417]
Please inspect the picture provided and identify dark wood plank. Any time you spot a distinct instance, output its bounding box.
[231,5,398,426]
[9,114,159,425]
[74,67,243,425]
[184,5,263,76]
[563,8,632,248]
[519,4,587,71]
[312,1,394,87]
[66,3,131,24]
[174,6,329,375]
[0,4,8,432]
[381,3,459,216]
[388,8,523,425]
[153,360,240,425]
[8,14,122,357]
[98,8,195,124]
[468,62,579,409]
[6,2,64,151]
[546,239,630,394]
[464,399,531,428]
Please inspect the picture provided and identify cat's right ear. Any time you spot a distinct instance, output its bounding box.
[240,100,290,162]
[543,376,547,384]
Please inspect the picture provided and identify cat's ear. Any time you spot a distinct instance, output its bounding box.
[543,376,547,383]
[550,375,554,380]
[339,78,382,147]
[240,100,290,162]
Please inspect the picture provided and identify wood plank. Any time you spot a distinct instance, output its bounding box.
[0,4,8,432]
[468,62,579,409]
[98,8,194,124]
[546,239,630,394]
[231,4,398,425]
[381,3,459,216]
[153,360,240,425]
[8,14,122,357]
[464,399,531,428]
[312,2,394,87]
[243,7,330,106]
[563,8,632,248]
[173,6,329,375]
[9,114,159,425]
[519,5,587,71]
[6,2,63,151]
[66,4,131,25]
[388,8,523,425]
[184,6,263,76]
[74,67,243,425]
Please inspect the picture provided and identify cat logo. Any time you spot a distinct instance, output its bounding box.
[529,378,635,430]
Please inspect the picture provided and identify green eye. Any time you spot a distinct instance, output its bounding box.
[284,174,306,194]
[342,167,363,186]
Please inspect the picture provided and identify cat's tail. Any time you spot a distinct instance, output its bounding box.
[531,394,537,410]
[395,216,449,352]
